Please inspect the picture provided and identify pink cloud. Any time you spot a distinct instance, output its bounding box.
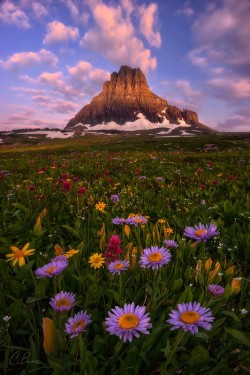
[43,21,79,45]
[138,3,161,48]
[0,49,58,70]
[81,1,157,73]
[0,0,30,28]
[68,61,92,79]
[161,79,204,111]
[189,0,250,76]
[31,2,48,18]
[207,77,250,104]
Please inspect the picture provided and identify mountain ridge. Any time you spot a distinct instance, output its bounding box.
[65,65,213,133]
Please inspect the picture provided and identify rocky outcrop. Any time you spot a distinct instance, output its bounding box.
[65,65,209,131]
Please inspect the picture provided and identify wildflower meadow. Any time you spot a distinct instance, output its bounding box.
[0,139,249,375]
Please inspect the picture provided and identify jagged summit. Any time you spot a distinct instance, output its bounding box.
[65,65,211,133]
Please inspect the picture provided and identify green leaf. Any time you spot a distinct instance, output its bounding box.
[172,278,183,292]
[221,310,241,322]
[178,286,193,303]
[62,225,81,239]
[224,327,250,348]
[188,345,210,366]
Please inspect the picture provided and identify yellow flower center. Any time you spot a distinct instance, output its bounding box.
[114,263,124,270]
[148,252,163,262]
[93,256,102,263]
[55,298,71,307]
[134,218,142,223]
[73,320,85,330]
[45,266,58,274]
[15,250,25,258]
[181,311,200,324]
[195,229,207,237]
[118,314,139,329]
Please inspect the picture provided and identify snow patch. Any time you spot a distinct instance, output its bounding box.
[19,130,75,139]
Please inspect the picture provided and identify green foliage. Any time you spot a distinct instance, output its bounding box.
[0,140,249,374]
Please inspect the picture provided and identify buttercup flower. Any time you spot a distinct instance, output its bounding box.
[208,284,225,296]
[184,223,219,242]
[108,260,129,275]
[167,302,214,334]
[50,291,75,312]
[65,249,79,258]
[140,246,172,270]
[65,311,92,338]
[105,302,152,342]
[35,257,68,278]
[163,240,178,249]
[6,243,35,267]
[95,202,106,212]
[88,253,105,269]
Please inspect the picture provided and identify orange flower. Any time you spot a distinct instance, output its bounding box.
[231,278,241,295]
[42,318,57,356]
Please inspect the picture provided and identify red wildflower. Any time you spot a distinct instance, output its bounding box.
[29,185,36,191]
[211,180,218,185]
[104,235,123,263]
[73,176,79,182]
[61,173,70,180]
[199,184,206,190]
[62,181,71,191]
[77,187,87,195]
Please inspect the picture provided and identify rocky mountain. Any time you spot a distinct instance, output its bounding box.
[65,65,212,133]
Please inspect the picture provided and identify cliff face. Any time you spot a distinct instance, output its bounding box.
[65,65,207,130]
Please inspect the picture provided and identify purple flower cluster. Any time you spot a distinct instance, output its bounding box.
[105,302,152,342]
[50,291,75,312]
[108,260,130,275]
[163,240,178,249]
[208,284,225,296]
[140,246,172,270]
[112,215,148,226]
[110,194,120,203]
[35,255,68,278]
[65,311,92,338]
[184,223,219,242]
[167,302,214,334]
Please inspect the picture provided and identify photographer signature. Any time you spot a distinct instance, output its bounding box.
[9,351,40,365]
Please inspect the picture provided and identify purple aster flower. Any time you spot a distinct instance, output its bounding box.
[50,255,68,263]
[163,240,178,249]
[184,223,219,242]
[105,302,152,342]
[65,310,92,338]
[126,215,148,226]
[156,177,163,181]
[140,246,172,270]
[112,217,126,225]
[208,284,225,297]
[50,291,75,312]
[110,194,120,203]
[167,301,214,334]
[139,176,146,180]
[108,260,130,275]
[35,259,68,278]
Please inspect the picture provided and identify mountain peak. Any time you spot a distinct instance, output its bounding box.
[65,65,211,132]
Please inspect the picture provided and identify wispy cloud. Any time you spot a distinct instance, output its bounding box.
[0,0,30,28]
[0,49,58,70]
[138,3,161,48]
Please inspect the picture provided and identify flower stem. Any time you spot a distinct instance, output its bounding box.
[160,330,185,374]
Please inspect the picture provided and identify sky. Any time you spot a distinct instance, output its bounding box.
[0,0,250,132]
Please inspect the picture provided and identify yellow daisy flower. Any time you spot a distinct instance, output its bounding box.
[88,253,105,269]
[65,249,80,258]
[157,219,166,223]
[95,202,106,212]
[6,243,35,267]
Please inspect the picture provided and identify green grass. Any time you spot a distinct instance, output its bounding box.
[0,135,249,375]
